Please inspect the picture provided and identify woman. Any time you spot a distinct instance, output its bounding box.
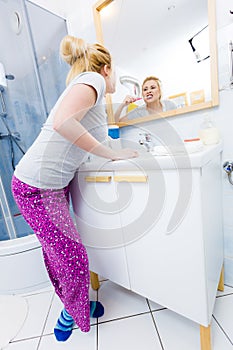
[11,35,138,341]
[115,76,177,122]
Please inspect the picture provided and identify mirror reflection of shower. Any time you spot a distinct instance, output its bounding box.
[119,75,141,98]
[0,66,25,162]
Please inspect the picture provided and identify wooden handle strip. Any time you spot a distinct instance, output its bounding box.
[85,176,112,183]
[114,175,147,183]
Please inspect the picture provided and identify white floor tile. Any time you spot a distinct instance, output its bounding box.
[14,290,54,341]
[7,338,40,350]
[43,286,97,335]
[153,309,200,350]
[213,293,233,343]
[6,281,233,350]
[0,295,28,348]
[98,280,150,322]
[216,284,233,297]
[19,284,54,297]
[42,293,63,335]
[98,313,162,350]
[38,325,97,350]
[148,298,166,311]
[153,309,233,350]
[211,319,233,350]
[98,276,108,282]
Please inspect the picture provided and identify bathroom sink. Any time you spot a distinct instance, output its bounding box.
[79,142,223,173]
[150,142,204,156]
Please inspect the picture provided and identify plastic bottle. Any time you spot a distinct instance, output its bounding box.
[198,114,220,145]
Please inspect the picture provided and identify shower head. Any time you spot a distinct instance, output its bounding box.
[119,75,141,97]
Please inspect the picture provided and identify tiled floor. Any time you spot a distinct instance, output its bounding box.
[5,280,233,350]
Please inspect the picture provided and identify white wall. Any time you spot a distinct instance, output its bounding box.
[31,0,233,286]
[29,0,97,40]
[214,0,233,286]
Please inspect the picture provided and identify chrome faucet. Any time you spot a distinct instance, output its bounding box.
[223,160,233,185]
[139,132,154,152]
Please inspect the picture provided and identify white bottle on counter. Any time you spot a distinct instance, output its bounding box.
[198,114,220,145]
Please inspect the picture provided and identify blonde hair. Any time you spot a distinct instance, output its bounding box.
[60,35,112,85]
[142,76,162,100]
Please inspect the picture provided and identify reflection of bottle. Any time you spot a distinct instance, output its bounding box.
[108,125,121,150]
[108,125,120,139]
[198,114,220,145]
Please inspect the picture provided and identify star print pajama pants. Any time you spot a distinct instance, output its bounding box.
[11,175,91,332]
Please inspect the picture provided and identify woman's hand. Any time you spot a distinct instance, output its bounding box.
[122,95,139,107]
[114,95,141,122]
[111,148,139,161]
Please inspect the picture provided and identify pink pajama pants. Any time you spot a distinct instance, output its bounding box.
[11,175,91,332]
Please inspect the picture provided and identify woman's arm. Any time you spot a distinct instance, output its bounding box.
[53,84,138,160]
[114,95,139,122]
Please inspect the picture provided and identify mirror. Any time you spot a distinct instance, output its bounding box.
[93,0,218,125]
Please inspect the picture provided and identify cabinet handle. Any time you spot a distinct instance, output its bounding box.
[85,176,112,183]
[114,175,147,183]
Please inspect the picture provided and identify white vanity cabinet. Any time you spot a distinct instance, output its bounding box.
[119,160,223,327]
[71,143,223,330]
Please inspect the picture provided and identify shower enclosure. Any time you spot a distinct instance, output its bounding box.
[0,0,69,293]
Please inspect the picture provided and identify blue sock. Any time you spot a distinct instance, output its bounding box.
[54,302,104,342]
[90,301,104,318]
[54,308,74,342]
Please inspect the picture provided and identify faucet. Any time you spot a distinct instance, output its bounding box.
[223,160,233,185]
[139,132,154,152]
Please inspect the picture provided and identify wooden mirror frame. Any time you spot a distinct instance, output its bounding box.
[93,0,219,126]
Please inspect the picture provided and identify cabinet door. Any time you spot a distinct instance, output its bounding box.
[70,171,130,288]
[118,169,210,325]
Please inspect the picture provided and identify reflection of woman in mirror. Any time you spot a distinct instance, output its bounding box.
[115,76,177,122]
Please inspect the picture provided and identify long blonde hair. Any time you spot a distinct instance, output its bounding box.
[60,35,112,85]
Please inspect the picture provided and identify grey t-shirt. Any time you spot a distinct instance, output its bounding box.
[14,72,107,189]
[126,99,177,120]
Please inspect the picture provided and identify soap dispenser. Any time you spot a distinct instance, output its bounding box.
[198,114,220,145]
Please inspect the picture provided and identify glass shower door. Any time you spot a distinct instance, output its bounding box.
[0,0,68,240]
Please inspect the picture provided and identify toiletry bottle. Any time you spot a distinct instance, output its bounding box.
[198,114,220,145]
[108,125,121,150]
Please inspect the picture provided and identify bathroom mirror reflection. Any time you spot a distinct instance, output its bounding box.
[93,0,219,124]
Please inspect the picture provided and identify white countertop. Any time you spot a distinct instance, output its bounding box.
[78,142,223,172]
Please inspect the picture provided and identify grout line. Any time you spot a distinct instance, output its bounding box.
[150,307,167,312]
[37,291,56,349]
[212,315,233,346]
[97,310,152,325]
[9,290,56,348]
[96,323,99,350]
[216,291,233,299]
[96,301,167,326]
[97,288,99,350]
[38,323,97,340]
[216,292,233,298]
[10,335,41,344]
[20,285,54,298]
[146,299,165,350]
[224,284,233,289]
[216,284,233,298]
